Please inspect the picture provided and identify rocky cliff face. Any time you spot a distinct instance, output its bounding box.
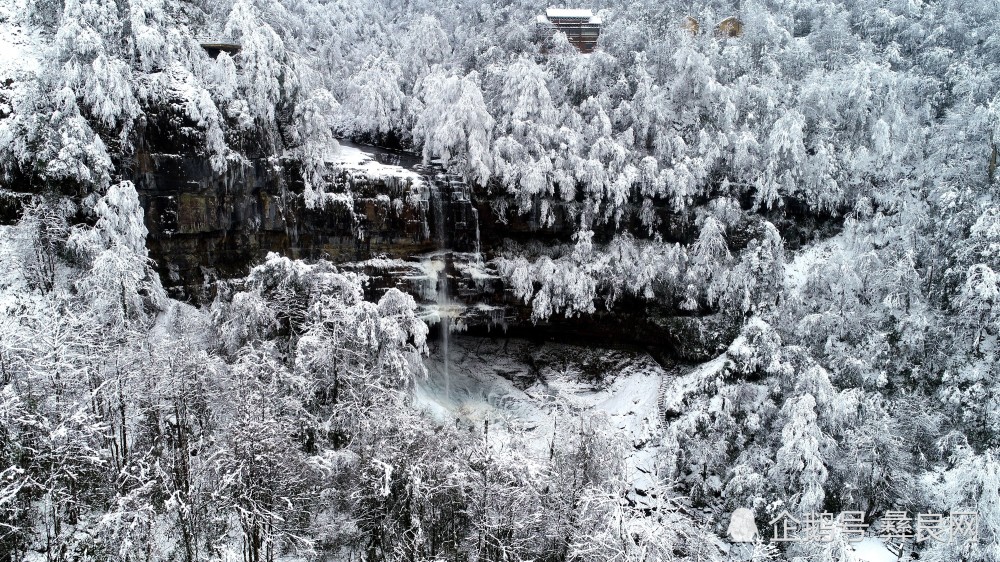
[133,141,481,300]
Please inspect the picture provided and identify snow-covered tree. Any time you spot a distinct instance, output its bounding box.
[770,393,829,515]
[958,264,1000,353]
[341,55,405,139]
[400,15,451,93]
[414,71,494,184]
[71,180,165,333]
[224,0,296,127]
[291,89,341,207]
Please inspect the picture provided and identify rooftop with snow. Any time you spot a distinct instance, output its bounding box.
[536,7,602,52]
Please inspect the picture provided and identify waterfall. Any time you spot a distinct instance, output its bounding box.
[429,178,451,401]
[419,161,483,404]
[440,264,450,402]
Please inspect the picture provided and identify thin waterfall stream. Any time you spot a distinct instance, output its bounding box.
[425,167,481,404]
[440,260,450,402]
[429,175,451,402]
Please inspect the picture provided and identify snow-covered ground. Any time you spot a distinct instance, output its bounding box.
[413,336,663,492]
[0,1,41,80]
[848,537,898,562]
[783,230,849,299]
[329,142,425,184]
[661,353,729,415]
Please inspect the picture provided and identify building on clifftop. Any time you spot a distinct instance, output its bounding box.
[536,8,602,53]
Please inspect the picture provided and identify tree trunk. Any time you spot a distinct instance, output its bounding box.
[990,142,998,184]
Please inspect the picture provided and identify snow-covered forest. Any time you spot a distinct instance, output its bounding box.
[2,0,1000,560]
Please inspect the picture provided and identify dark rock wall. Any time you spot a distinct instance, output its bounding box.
[133,148,485,300]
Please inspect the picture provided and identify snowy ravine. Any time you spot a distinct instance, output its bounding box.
[417,330,899,562]
[414,336,664,497]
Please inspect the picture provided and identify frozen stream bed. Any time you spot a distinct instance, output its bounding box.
[413,336,665,495]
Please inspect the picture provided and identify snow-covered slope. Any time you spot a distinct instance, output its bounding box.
[848,538,898,562]
[329,142,425,184]
[0,1,41,80]
[783,230,849,300]
[414,336,664,492]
